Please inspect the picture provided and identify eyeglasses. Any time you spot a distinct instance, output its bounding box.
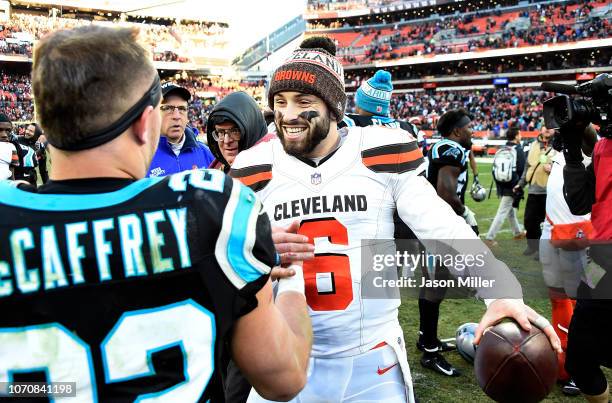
[212,128,241,142]
[160,105,188,115]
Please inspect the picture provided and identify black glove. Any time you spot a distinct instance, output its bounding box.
[559,125,583,163]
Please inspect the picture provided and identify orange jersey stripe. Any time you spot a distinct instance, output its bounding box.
[370,341,388,350]
[362,148,423,166]
[238,171,272,186]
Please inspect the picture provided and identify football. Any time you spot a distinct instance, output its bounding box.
[475,320,557,403]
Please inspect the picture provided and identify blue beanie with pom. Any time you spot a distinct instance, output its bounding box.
[355,69,393,116]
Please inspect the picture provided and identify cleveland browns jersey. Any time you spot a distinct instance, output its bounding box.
[0,170,275,402]
[427,138,469,203]
[230,126,487,358]
[339,113,421,240]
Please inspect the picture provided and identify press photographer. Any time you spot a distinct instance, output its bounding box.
[542,73,612,403]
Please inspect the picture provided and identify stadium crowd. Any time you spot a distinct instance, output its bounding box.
[307,0,401,12]
[0,72,32,122]
[346,88,549,134]
[344,49,610,81]
[332,2,610,64]
[0,69,554,137]
[308,0,605,28]
[0,67,593,140]
[0,13,228,61]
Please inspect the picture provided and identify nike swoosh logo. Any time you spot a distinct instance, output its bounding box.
[377,363,398,375]
[435,363,454,376]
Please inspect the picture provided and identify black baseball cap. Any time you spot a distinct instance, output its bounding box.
[161,82,191,102]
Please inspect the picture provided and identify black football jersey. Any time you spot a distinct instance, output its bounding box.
[0,169,276,402]
[340,113,416,134]
[427,139,469,204]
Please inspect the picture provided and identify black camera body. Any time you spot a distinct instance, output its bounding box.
[543,73,612,138]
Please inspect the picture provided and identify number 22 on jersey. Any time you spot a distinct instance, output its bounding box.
[0,300,214,402]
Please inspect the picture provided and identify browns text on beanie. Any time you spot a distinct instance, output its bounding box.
[268,36,346,121]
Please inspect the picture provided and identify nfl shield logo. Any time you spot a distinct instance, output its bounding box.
[311,172,322,185]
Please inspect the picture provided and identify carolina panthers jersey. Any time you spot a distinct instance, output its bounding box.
[340,113,416,134]
[230,126,484,358]
[12,140,38,169]
[0,170,276,402]
[427,138,469,203]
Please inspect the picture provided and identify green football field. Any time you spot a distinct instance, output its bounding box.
[399,162,611,402]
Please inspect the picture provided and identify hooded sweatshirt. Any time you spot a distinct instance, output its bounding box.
[206,91,268,173]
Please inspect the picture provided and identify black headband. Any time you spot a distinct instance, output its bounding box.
[49,75,162,151]
[451,115,472,132]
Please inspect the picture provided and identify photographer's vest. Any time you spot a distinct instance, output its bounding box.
[592,138,612,240]
[526,139,556,188]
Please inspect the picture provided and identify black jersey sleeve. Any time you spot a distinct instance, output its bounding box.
[188,170,276,294]
[429,141,466,168]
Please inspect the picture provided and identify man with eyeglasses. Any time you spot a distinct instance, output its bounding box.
[147,82,214,177]
[207,91,273,174]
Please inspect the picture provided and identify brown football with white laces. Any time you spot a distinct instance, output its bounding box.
[475,320,557,403]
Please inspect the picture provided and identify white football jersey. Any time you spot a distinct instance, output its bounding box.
[231,126,515,358]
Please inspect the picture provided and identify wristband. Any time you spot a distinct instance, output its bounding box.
[277,264,305,297]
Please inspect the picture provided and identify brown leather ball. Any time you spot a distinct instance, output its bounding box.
[475,320,557,403]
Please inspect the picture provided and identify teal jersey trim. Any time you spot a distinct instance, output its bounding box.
[0,178,164,211]
[226,185,262,283]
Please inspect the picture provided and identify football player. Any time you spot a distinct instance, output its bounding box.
[342,70,460,377]
[416,108,481,378]
[427,109,478,235]
[0,26,312,402]
[231,36,561,402]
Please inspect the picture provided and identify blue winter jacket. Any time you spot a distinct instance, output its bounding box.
[148,127,214,177]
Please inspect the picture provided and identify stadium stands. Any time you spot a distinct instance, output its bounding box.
[169,75,267,133]
[0,72,33,122]
[344,50,611,84]
[0,0,609,140]
[347,88,553,134]
[0,12,229,62]
[325,1,611,64]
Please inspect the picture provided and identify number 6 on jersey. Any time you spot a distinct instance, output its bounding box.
[298,218,353,311]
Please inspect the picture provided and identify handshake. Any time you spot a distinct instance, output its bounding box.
[270,221,315,283]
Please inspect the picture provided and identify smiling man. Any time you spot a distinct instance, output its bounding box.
[231,36,561,403]
[147,82,214,177]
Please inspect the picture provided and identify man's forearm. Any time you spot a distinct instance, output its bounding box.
[275,292,313,374]
[437,169,464,214]
[469,153,478,176]
[439,187,464,215]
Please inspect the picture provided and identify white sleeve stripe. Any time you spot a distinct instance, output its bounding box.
[215,180,271,290]
[215,180,246,289]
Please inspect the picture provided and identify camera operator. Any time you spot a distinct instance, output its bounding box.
[560,117,610,403]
